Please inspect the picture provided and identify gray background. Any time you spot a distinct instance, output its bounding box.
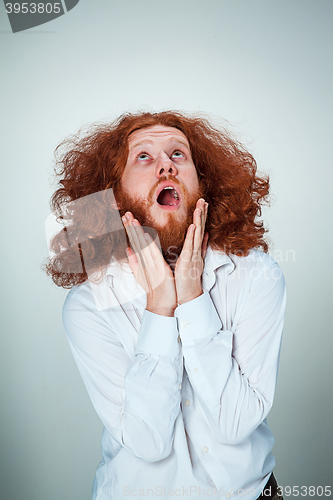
[1,1,332,499]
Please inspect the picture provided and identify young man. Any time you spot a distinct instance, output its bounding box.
[47,112,286,500]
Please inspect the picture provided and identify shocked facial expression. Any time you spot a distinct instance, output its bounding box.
[120,125,200,227]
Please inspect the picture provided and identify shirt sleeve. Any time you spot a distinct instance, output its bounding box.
[175,261,286,445]
[63,287,183,463]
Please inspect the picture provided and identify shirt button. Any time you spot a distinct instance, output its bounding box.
[226,494,231,499]
[194,368,199,374]
[178,384,182,391]
[177,335,181,343]
[182,321,189,328]
[184,399,190,407]
[202,446,209,453]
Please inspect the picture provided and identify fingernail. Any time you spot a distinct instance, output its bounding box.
[132,219,139,226]
[122,216,126,223]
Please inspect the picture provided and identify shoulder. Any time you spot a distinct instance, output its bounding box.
[234,248,283,276]
[209,247,282,273]
[232,249,286,296]
[62,280,107,337]
[231,248,278,268]
[211,247,285,290]
[63,280,96,315]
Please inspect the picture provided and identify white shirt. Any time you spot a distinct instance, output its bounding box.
[63,247,286,500]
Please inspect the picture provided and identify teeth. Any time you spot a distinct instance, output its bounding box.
[161,186,179,201]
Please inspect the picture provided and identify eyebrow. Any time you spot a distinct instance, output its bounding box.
[129,138,191,152]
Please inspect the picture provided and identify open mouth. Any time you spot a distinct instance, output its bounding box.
[156,186,180,207]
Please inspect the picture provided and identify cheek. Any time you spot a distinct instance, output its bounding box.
[184,168,200,192]
[121,171,150,197]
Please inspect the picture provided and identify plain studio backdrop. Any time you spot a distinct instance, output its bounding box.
[0,1,332,499]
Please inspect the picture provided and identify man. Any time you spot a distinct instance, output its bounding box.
[47,111,286,500]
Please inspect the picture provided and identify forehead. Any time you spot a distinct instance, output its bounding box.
[128,125,190,149]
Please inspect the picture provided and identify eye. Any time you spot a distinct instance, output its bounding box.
[137,152,150,161]
[171,150,185,159]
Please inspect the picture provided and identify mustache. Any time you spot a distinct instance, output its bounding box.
[146,175,187,205]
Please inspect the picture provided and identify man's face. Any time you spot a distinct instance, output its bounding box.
[118,125,203,261]
[121,125,200,224]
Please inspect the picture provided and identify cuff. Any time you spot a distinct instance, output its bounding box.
[175,291,222,345]
[135,310,180,358]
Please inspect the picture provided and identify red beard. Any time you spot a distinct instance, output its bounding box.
[114,176,204,267]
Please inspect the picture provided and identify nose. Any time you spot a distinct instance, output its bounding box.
[156,151,178,178]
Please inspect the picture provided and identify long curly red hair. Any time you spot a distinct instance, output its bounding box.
[46,111,270,288]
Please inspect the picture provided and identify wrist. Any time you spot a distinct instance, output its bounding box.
[177,288,203,305]
[146,296,176,317]
[146,305,175,317]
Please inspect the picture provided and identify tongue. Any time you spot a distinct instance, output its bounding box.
[158,189,177,206]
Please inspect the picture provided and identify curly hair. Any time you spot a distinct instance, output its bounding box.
[45,111,270,288]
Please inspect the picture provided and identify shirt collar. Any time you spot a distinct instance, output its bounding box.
[104,258,132,280]
[203,246,234,273]
[202,247,235,292]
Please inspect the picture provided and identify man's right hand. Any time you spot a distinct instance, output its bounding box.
[122,212,177,317]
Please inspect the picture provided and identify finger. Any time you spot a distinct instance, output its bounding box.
[123,219,141,259]
[194,199,208,242]
[132,220,155,266]
[143,232,166,262]
[180,224,195,262]
[193,207,203,250]
[125,247,139,274]
[124,211,134,221]
[196,198,205,209]
[202,202,208,239]
[193,198,204,222]
[196,198,206,230]
[125,218,152,267]
[126,223,152,293]
[123,219,151,292]
[201,232,209,260]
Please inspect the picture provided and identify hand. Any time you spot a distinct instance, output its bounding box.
[174,198,209,305]
[122,212,177,317]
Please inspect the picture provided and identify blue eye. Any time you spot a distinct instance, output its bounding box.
[171,150,185,158]
[137,152,150,160]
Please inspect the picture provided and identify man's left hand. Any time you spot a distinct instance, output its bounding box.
[175,198,209,305]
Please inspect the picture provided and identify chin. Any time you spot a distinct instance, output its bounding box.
[152,206,186,225]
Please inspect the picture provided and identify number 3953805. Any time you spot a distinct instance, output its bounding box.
[277,486,331,497]
[5,3,61,14]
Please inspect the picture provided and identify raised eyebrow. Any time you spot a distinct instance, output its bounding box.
[129,140,153,151]
[171,139,191,151]
[168,138,191,150]
[129,138,191,152]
